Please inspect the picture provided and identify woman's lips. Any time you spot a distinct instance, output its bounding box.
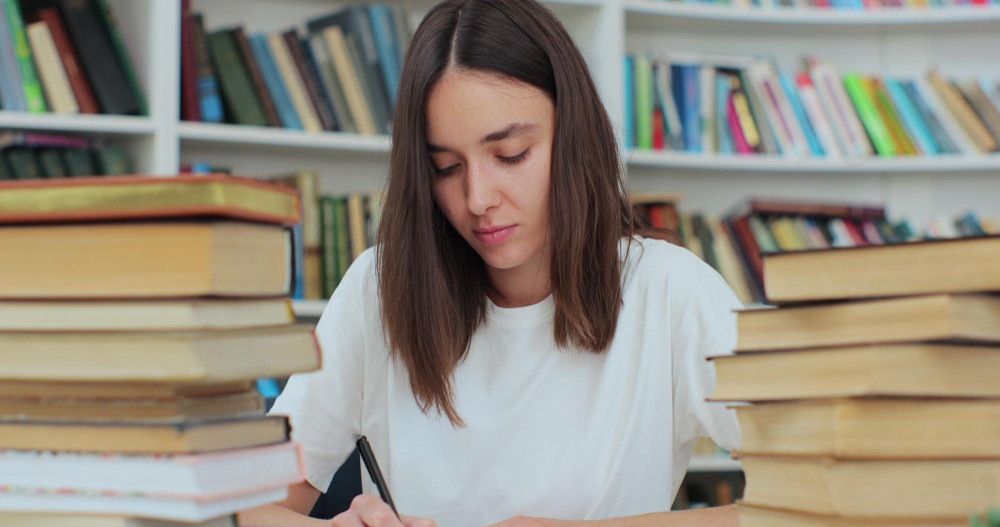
[473,225,516,244]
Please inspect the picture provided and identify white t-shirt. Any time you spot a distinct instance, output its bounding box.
[269,236,742,526]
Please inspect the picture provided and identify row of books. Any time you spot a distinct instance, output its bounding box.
[637,195,1000,304]
[180,1,411,135]
[624,53,1000,157]
[655,0,1000,7]
[710,231,1000,525]
[274,171,381,300]
[0,130,129,179]
[0,174,319,525]
[0,0,145,115]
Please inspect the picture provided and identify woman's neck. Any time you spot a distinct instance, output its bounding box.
[486,259,552,308]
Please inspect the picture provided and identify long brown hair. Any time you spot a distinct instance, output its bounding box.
[376,0,634,425]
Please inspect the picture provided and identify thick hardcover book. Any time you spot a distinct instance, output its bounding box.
[207,29,268,127]
[0,174,300,225]
[56,0,137,114]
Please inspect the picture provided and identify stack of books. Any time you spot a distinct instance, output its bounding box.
[626,52,1000,158]
[710,235,1000,525]
[0,175,321,525]
[0,130,130,180]
[181,1,411,135]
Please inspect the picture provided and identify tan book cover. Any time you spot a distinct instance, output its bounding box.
[0,222,292,299]
[268,33,322,132]
[762,235,1000,303]
[0,325,320,383]
[735,294,1000,352]
[740,456,1000,518]
[0,380,254,401]
[736,399,1000,458]
[0,390,263,423]
[25,20,77,114]
[710,343,1000,401]
[323,25,377,135]
[927,70,997,152]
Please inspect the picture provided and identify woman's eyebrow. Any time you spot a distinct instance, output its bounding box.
[427,122,537,153]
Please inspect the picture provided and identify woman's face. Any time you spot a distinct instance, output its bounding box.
[425,69,556,281]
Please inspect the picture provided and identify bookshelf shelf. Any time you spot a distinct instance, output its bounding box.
[622,1,1000,27]
[687,456,743,473]
[176,122,390,154]
[292,299,328,318]
[627,151,1000,174]
[0,112,156,136]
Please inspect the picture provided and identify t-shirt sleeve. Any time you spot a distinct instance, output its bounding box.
[669,250,743,456]
[268,249,375,493]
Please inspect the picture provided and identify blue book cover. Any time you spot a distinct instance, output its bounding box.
[249,33,303,130]
[624,55,635,149]
[901,80,958,154]
[367,3,400,105]
[291,222,305,300]
[196,74,223,123]
[884,78,939,155]
[0,3,25,111]
[715,73,734,154]
[672,64,701,153]
[780,72,824,156]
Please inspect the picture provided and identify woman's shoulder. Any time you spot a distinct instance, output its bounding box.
[621,235,740,304]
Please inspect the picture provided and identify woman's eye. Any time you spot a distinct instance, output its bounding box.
[498,149,530,165]
[434,164,459,176]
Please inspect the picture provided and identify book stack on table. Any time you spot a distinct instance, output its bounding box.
[710,235,1000,526]
[0,175,322,525]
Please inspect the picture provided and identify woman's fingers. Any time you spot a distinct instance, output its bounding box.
[352,494,406,527]
[400,514,437,527]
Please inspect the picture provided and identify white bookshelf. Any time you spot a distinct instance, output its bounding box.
[2,0,1000,231]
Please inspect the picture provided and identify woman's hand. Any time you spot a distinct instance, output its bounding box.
[329,494,437,527]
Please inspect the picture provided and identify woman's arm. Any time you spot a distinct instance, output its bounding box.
[490,505,738,527]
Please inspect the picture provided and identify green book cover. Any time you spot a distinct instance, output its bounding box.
[843,73,894,156]
[0,156,10,180]
[747,215,779,253]
[871,79,917,156]
[319,196,337,298]
[94,146,129,175]
[63,148,97,177]
[207,29,268,126]
[38,149,68,178]
[634,55,653,150]
[335,196,350,286]
[4,0,46,113]
[95,0,148,115]
[5,148,43,179]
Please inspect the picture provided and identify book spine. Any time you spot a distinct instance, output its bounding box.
[58,0,138,115]
[884,77,939,155]
[929,70,997,152]
[25,21,78,114]
[179,0,199,121]
[727,90,754,154]
[207,29,268,127]
[248,33,302,130]
[843,72,894,156]
[232,27,281,128]
[94,0,146,115]
[0,4,26,111]
[779,72,824,156]
[635,55,653,150]
[323,26,376,135]
[870,77,918,155]
[4,0,46,112]
[191,14,222,122]
[624,55,634,149]
[699,65,716,154]
[283,30,336,131]
[367,4,399,105]
[268,33,321,132]
[306,32,356,134]
[38,7,98,114]
[299,35,341,132]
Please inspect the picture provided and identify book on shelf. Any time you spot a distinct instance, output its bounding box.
[181,1,411,135]
[0,0,144,115]
[0,175,318,523]
[0,131,130,179]
[624,51,1000,159]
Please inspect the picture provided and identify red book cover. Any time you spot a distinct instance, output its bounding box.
[647,204,664,229]
[727,93,754,155]
[652,107,665,150]
[38,8,98,114]
[842,219,870,246]
[180,0,200,121]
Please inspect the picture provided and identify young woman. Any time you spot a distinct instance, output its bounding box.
[244,0,742,525]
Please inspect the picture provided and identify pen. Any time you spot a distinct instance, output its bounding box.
[356,435,399,519]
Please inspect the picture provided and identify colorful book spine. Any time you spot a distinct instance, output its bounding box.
[884,77,938,155]
[635,55,653,150]
[0,3,25,111]
[4,0,46,112]
[366,3,400,105]
[843,73,894,156]
[624,55,635,149]
[249,33,303,130]
[779,72,823,156]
